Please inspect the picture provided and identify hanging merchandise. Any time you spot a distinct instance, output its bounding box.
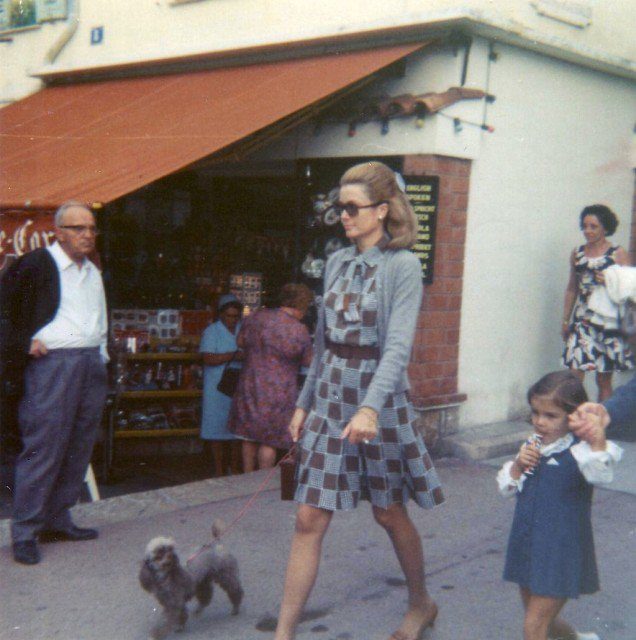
[324,237,345,256]
[301,252,325,279]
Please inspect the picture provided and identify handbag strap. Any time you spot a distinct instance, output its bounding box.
[221,350,237,373]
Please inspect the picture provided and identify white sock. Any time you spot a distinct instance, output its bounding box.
[576,632,600,640]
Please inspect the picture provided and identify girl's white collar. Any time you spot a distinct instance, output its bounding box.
[534,432,574,456]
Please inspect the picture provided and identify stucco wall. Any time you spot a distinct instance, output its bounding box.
[1,0,634,104]
[457,39,636,425]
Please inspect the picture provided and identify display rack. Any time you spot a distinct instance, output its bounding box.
[103,351,203,479]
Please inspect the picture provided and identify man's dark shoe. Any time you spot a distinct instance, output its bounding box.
[13,540,40,565]
[39,525,99,543]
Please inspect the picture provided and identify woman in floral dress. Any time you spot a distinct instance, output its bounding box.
[275,162,443,640]
[562,204,633,400]
[229,284,313,472]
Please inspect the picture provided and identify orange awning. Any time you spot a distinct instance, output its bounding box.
[0,44,423,209]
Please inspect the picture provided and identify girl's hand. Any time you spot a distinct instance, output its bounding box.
[340,407,378,445]
[288,408,307,443]
[594,270,606,285]
[513,442,541,477]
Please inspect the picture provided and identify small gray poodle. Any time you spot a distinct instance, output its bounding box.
[139,522,243,639]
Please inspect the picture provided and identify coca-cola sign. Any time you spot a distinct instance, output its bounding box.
[0,210,56,272]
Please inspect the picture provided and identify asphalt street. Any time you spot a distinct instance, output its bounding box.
[0,446,634,640]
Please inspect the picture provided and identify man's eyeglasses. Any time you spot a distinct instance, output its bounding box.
[59,225,100,236]
[334,201,386,218]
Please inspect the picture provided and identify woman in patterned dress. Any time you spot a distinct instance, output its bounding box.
[229,284,313,472]
[562,205,633,401]
[275,162,443,640]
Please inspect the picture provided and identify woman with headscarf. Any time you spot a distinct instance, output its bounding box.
[199,294,243,477]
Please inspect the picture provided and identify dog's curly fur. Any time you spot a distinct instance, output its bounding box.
[139,522,243,639]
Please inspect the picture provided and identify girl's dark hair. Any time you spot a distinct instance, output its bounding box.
[527,370,588,414]
[579,204,619,236]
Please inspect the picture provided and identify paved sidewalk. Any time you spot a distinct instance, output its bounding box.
[0,456,634,640]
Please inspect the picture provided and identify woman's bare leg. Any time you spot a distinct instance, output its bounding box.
[275,504,333,640]
[257,444,277,470]
[596,371,613,402]
[372,504,437,640]
[210,441,228,477]
[242,440,259,473]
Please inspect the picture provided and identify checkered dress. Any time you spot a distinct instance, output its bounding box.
[294,249,444,511]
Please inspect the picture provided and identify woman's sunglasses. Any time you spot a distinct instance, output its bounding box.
[334,200,386,218]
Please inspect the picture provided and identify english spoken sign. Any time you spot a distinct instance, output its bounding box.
[404,176,439,284]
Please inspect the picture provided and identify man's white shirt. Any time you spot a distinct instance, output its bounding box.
[33,241,108,361]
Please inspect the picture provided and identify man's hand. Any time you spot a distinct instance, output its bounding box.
[569,402,610,441]
[29,339,48,358]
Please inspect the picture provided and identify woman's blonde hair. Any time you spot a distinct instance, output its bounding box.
[340,161,418,250]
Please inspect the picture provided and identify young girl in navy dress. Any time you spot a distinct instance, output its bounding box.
[497,370,622,640]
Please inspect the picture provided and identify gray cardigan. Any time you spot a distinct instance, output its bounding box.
[297,244,423,414]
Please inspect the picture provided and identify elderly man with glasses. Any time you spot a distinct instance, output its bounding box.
[0,201,108,565]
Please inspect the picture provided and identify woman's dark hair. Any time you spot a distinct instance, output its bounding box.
[279,283,314,315]
[219,300,243,315]
[579,204,619,236]
[527,370,588,414]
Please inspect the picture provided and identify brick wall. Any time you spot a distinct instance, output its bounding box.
[403,154,470,408]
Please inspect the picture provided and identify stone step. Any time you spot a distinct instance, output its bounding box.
[441,420,530,461]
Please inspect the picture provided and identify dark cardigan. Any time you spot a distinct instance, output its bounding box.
[0,248,60,394]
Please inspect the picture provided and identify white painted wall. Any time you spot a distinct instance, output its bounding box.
[457,39,636,425]
[1,0,634,104]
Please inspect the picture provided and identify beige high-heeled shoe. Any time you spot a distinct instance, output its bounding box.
[389,602,438,640]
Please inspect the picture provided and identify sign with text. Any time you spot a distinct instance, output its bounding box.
[404,176,439,284]
[36,0,67,22]
[0,0,67,32]
[0,210,56,275]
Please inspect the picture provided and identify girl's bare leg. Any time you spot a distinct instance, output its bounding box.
[275,504,333,640]
[241,440,258,473]
[372,504,437,640]
[521,588,568,640]
[257,444,277,469]
[520,588,576,640]
[596,371,613,402]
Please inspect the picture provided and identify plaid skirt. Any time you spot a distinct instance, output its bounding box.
[294,350,444,511]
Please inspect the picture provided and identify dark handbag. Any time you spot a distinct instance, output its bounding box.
[280,455,298,501]
[217,357,240,397]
